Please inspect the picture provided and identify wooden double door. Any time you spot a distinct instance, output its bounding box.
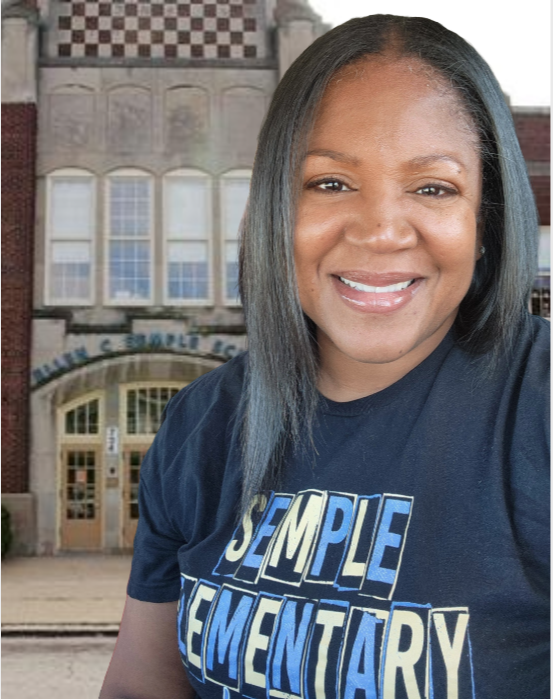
[60,446,149,551]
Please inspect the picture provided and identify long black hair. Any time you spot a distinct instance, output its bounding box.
[238,14,539,515]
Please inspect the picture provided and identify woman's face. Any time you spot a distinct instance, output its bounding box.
[294,57,483,367]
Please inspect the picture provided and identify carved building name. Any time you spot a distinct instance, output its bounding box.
[31,332,245,387]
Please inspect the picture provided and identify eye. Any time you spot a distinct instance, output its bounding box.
[415,184,456,197]
[308,178,352,193]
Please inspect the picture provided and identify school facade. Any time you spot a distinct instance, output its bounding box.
[1,0,550,555]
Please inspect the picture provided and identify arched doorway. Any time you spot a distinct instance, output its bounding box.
[33,352,225,554]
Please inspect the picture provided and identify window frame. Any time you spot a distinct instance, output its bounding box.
[45,168,96,307]
[162,169,214,307]
[220,169,251,307]
[104,168,154,307]
[120,382,186,442]
[58,392,104,445]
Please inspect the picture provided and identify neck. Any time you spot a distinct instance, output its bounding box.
[317,319,454,402]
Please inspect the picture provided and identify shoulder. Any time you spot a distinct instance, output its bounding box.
[508,314,550,414]
[507,314,550,453]
[522,313,549,372]
[442,315,549,459]
[165,350,247,425]
[138,352,248,521]
[450,314,549,397]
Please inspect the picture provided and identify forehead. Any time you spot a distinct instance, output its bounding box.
[311,56,479,157]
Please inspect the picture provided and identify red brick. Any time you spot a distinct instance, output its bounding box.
[1,103,37,494]
[529,175,551,226]
[513,113,550,162]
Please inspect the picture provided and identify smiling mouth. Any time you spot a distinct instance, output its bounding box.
[338,276,416,293]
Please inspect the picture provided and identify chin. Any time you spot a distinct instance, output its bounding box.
[332,334,419,365]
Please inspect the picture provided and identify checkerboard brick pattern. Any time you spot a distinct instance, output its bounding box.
[57,0,262,59]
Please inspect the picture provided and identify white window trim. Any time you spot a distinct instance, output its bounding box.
[221,169,251,307]
[162,169,214,307]
[104,168,154,307]
[45,168,96,307]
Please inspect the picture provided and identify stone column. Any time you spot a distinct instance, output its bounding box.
[274,0,329,79]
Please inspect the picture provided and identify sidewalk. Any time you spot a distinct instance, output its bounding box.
[1,555,132,633]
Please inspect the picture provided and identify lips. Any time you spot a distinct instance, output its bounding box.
[331,271,424,314]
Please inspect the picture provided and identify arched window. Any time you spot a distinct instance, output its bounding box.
[64,398,100,435]
[163,170,212,305]
[46,169,95,305]
[106,169,153,304]
[124,385,181,435]
[221,170,251,305]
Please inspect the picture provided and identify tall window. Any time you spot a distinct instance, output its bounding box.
[164,170,211,304]
[47,170,95,305]
[107,170,152,304]
[221,170,251,304]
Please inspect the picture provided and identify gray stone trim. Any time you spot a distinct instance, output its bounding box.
[1,1,39,23]
[511,105,550,116]
[38,57,278,70]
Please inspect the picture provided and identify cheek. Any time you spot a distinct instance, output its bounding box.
[294,210,338,279]
[426,212,478,271]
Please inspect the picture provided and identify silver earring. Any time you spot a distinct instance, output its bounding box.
[479,245,486,255]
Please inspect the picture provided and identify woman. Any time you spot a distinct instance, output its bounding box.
[100,14,549,699]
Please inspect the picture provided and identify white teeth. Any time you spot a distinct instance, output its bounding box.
[339,277,414,293]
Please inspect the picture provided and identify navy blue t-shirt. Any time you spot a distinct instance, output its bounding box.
[128,315,550,699]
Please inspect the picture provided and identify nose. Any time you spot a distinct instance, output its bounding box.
[342,193,418,254]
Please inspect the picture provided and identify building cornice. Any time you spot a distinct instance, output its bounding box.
[1,0,38,23]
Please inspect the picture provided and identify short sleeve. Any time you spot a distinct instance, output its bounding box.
[127,402,185,603]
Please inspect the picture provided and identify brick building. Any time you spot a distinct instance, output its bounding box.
[1,0,550,555]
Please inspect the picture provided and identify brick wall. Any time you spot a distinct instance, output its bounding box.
[513,114,550,162]
[1,103,37,493]
[529,175,550,226]
[513,112,550,225]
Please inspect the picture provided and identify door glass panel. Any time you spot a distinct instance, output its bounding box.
[66,450,96,519]
[128,451,144,520]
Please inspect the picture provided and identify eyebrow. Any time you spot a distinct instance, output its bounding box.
[305,149,362,167]
[305,149,466,171]
[407,154,465,171]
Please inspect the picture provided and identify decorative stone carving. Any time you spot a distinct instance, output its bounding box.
[221,87,266,165]
[107,87,152,154]
[164,86,210,157]
[48,87,95,149]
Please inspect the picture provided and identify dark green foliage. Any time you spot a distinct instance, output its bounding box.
[2,505,13,559]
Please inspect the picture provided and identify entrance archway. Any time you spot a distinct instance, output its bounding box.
[31,352,225,553]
